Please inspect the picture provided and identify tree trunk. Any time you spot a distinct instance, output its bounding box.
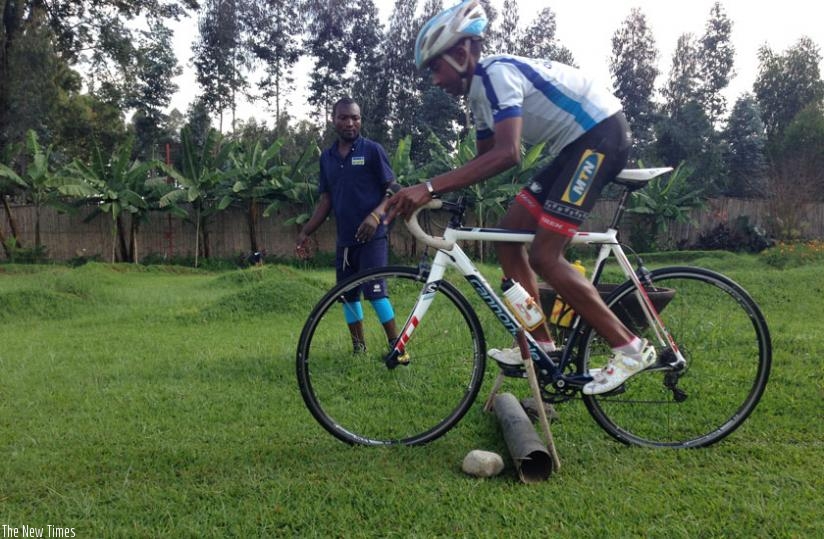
[248,199,259,252]
[34,204,41,248]
[0,221,9,257]
[130,216,140,263]
[2,195,21,247]
[194,207,201,268]
[116,215,130,262]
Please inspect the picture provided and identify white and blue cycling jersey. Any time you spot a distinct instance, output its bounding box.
[468,55,622,155]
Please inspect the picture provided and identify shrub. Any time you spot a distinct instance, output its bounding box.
[760,240,824,269]
[694,216,773,253]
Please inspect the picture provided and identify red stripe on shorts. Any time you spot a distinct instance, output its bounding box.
[538,214,579,237]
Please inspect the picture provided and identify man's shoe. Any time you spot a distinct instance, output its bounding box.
[487,346,525,367]
[353,342,367,354]
[488,342,555,367]
[582,340,656,395]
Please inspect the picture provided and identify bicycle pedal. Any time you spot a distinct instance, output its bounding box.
[497,365,527,378]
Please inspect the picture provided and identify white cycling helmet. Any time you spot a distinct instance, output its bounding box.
[414,0,488,70]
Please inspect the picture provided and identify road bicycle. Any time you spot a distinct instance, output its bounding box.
[296,168,772,448]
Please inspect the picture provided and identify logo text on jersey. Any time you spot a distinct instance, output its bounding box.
[352,156,365,166]
[562,150,604,206]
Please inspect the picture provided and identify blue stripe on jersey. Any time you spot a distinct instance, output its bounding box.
[486,58,598,130]
[494,106,522,122]
[475,63,500,110]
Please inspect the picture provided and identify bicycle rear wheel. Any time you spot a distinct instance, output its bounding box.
[578,266,771,448]
[297,266,486,446]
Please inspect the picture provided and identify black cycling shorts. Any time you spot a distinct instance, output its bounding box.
[515,112,631,237]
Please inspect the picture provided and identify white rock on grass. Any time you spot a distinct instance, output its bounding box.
[461,449,505,478]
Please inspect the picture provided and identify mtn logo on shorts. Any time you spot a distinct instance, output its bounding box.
[352,156,365,166]
[562,150,604,206]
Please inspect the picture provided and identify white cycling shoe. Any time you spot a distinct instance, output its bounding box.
[582,340,657,395]
[488,342,555,367]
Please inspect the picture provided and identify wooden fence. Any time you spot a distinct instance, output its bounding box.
[1,197,822,263]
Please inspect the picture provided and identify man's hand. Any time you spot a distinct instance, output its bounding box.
[295,234,312,260]
[355,213,380,243]
[383,183,432,224]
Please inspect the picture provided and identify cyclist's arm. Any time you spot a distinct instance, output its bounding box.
[475,136,495,157]
[383,117,522,221]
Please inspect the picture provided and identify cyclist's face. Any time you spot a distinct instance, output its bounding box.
[334,104,361,142]
[428,56,463,96]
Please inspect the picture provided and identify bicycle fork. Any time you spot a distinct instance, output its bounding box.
[384,251,451,369]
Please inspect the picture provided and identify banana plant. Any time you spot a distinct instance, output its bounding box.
[160,127,235,267]
[222,138,286,253]
[261,140,320,227]
[0,130,95,252]
[66,138,157,262]
[628,161,706,251]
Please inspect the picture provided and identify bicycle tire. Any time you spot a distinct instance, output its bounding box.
[297,266,486,446]
[577,266,771,448]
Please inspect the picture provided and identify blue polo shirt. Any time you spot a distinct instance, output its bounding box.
[319,136,395,247]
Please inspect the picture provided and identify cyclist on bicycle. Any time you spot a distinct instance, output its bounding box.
[383,0,655,394]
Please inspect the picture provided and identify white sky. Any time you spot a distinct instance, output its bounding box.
[166,0,824,125]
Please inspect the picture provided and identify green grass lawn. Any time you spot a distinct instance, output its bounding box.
[0,256,821,537]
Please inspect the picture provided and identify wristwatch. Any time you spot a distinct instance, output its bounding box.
[425,180,436,196]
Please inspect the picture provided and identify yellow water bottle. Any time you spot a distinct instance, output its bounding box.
[550,260,586,328]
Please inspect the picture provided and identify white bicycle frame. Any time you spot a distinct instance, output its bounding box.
[392,167,685,376]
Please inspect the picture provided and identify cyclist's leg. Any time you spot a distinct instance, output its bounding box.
[525,113,655,393]
[489,204,556,365]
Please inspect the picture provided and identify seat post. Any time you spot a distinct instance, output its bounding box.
[609,187,633,230]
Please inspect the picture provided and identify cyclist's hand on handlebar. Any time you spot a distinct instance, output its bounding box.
[383,184,432,224]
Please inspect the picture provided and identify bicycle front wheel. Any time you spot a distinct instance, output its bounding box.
[579,266,771,448]
[297,266,486,446]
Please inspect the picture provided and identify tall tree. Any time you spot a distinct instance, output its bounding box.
[384,0,423,145]
[243,0,302,134]
[1,0,195,152]
[754,37,824,142]
[697,2,735,126]
[304,0,355,123]
[349,1,391,145]
[653,101,725,194]
[128,20,182,160]
[193,0,249,132]
[661,33,700,117]
[493,0,520,55]
[516,7,575,65]
[723,94,767,197]
[610,8,659,157]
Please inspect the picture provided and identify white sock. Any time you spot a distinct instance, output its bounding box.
[537,340,556,352]
[507,339,555,352]
[613,337,643,357]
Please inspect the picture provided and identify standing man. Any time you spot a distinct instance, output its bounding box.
[296,97,407,361]
[384,1,658,394]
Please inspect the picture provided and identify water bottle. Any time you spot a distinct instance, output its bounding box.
[550,260,586,328]
[501,278,546,330]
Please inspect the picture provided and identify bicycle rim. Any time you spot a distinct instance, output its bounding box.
[580,266,771,448]
[296,266,486,446]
